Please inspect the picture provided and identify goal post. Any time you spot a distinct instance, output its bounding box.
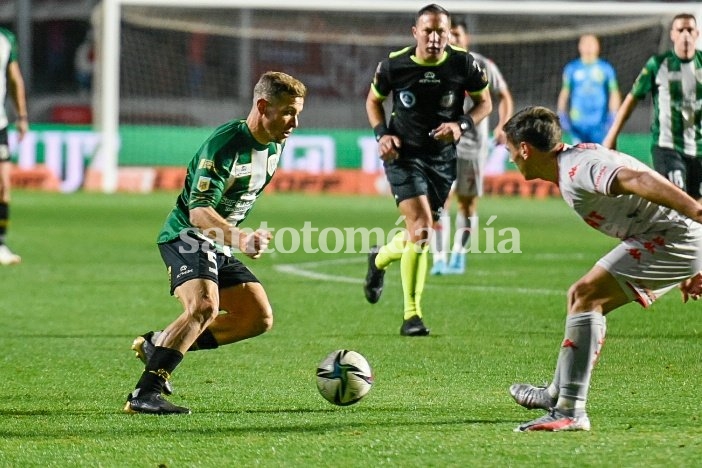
[94,0,702,193]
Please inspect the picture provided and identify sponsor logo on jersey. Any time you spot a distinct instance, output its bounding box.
[176,264,194,279]
[419,71,440,84]
[568,164,578,181]
[197,176,211,192]
[234,163,252,177]
[399,91,416,108]
[198,159,214,170]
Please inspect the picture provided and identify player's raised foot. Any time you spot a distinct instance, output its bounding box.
[0,245,21,265]
[400,315,430,337]
[123,391,190,415]
[364,245,386,304]
[132,332,174,395]
[446,252,465,274]
[430,259,447,276]
[515,408,590,432]
[509,383,556,410]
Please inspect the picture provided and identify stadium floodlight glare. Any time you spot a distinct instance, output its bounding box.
[95,0,702,193]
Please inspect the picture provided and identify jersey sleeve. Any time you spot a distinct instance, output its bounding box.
[188,138,237,209]
[485,59,508,93]
[605,62,619,91]
[465,53,490,95]
[370,59,391,99]
[630,55,657,100]
[0,28,19,63]
[561,62,573,91]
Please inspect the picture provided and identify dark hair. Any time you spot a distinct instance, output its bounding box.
[672,13,697,26]
[416,4,450,23]
[503,106,562,152]
[452,16,468,32]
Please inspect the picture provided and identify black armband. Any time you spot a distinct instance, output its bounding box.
[457,115,474,134]
[373,123,389,142]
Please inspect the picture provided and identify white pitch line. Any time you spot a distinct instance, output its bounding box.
[274,256,565,296]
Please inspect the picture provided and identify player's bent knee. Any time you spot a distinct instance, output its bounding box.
[255,304,274,335]
[189,298,220,325]
[567,278,604,312]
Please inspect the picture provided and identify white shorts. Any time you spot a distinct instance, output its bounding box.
[454,157,483,197]
[596,223,702,307]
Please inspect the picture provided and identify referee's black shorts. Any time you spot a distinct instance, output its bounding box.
[383,153,456,220]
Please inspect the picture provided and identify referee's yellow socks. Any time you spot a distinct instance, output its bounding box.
[376,232,405,270]
[401,240,428,319]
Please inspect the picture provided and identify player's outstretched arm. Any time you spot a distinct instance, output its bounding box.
[610,167,702,223]
[602,93,638,149]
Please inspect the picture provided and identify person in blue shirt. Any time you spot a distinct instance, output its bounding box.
[557,34,621,144]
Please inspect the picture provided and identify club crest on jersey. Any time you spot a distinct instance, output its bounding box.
[197,176,211,192]
[267,154,279,176]
[440,91,456,108]
[399,91,416,108]
[234,163,252,177]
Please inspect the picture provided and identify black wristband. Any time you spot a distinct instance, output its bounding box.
[373,123,389,142]
[458,115,474,133]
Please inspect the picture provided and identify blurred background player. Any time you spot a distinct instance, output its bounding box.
[364,4,491,336]
[557,34,621,144]
[431,17,514,275]
[0,27,28,266]
[505,106,702,432]
[604,13,702,201]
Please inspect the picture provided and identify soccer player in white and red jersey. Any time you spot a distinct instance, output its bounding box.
[504,106,702,432]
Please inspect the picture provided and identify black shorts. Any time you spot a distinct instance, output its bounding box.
[0,127,9,162]
[383,154,456,220]
[652,146,702,199]
[158,232,259,295]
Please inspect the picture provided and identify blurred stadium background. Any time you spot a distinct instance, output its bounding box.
[3,0,702,192]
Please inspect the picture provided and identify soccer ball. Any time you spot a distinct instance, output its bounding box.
[316,349,373,406]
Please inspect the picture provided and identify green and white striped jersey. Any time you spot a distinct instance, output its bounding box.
[158,119,282,245]
[0,27,19,130]
[630,50,702,158]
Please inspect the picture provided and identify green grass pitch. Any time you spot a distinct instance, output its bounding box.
[1,191,701,466]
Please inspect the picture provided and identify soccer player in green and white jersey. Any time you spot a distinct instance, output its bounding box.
[124,71,306,415]
[604,13,702,199]
[0,27,28,265]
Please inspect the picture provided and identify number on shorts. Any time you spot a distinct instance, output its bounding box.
[207,250,217,274]
[667,170,684,189]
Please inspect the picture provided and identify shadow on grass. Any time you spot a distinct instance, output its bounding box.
[0,405,519,438]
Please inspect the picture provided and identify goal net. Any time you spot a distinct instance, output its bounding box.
[93,0,702,191]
